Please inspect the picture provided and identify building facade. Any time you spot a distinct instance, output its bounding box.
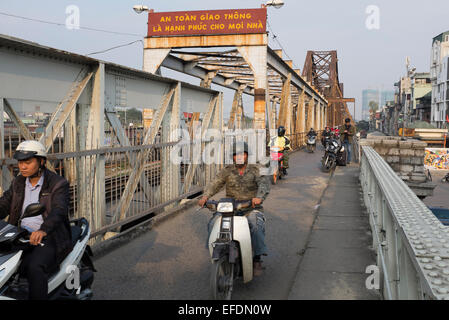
[430,31,449,128]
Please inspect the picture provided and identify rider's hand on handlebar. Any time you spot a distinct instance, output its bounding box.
[198,196,208,207]
[30,230,47,246]
[252,198,262,208]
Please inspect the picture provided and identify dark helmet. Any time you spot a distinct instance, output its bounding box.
[345,118,351,123]
[277,126,286,137]
[232,141,249,156]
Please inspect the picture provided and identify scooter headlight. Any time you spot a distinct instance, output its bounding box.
[217,202,234,213]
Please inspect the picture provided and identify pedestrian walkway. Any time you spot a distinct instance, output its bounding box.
[288,164,380,300]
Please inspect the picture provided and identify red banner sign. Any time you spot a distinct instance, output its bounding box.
[147,8,267,37]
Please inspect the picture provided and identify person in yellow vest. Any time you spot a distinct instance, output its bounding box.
[268,126,291,175]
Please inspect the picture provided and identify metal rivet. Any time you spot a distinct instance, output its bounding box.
[438,288,448,294]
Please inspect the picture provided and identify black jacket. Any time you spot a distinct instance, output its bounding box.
[0,168,73,264]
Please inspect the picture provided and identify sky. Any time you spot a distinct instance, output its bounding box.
[1,0,449,120]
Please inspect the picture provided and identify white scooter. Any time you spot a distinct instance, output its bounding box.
[0,203,95,300]
[203,198,255,300]
[306,135,317,153]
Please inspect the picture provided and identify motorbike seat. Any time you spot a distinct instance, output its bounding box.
[71,225,82,247]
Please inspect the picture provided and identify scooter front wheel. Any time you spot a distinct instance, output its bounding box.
[210,256,234,300]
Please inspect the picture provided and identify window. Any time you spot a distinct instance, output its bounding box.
[445,35,449,42]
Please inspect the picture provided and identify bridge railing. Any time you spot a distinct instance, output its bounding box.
[360,146,449,300]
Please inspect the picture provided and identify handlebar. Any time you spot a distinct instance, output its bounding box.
[18,238,45,247]
[199,199,256,212]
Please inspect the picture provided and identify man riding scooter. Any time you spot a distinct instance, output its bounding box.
[0,140,72,300]
[321,126,332,146]
[268,126,291,175]
[198,142,270,276]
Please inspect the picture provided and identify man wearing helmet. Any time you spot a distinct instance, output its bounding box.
[0,140,72,299]
[268,126,291,175]
[198,141,270,276]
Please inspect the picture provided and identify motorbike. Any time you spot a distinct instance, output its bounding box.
[270,146,284,184]
[322,135,331,148]
[321,137,345,172]
[204,198,255,300]
[0,203,95,300]
[306,135,317,153]
[442,172,449,183]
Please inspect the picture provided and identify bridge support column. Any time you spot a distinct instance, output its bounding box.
[228,85,245,130]
[306,97,315,132]
[314,99,321,133]
[277,73,292,136]
[0,98,11,194]
[143,48,171,74]
[296,91,306,146]
[161,82,181,208]
[77,63,106,238]
[237,46,267,130]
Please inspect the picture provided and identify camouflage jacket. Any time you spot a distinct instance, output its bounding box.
[203,164,270,203]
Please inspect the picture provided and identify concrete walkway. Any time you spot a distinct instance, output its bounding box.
[288,164,380,300]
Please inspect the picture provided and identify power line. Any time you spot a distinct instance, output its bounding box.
[0,11,144,37]
[86,40,143,56]
[266,19,299,69]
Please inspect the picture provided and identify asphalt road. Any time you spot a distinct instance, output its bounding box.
[92,147,332,300]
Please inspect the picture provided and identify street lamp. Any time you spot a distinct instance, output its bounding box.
[133,5,150,14]
[265,0,285,9]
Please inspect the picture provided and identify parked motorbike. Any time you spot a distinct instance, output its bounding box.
[442,172,449,183]
[270,146,284,184]
[306,135,317,153]
[322,138,345,172]
[0,203,96,300]
[322,135,331,148]
[204,198,256,300]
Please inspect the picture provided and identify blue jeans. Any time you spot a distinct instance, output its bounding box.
[343,140,352,163]
[207,210,268,257]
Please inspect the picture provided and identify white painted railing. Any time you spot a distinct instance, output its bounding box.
[360,146,449,300]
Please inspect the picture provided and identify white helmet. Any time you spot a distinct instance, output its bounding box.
[14,140,47,161]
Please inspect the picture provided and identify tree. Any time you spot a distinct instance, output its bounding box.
[369,101,379,112]
[117,108,142,125]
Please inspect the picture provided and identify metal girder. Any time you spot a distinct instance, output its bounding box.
[105,110,153,202]
[161,54,254,95]
[183,95,219,193]
[3,98,56,173]
[267,48,327,106]
[39,70,94,152]
[3,98,34,141]
[112,85,176,223]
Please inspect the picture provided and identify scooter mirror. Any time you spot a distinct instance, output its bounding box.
[22,203,45,219]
